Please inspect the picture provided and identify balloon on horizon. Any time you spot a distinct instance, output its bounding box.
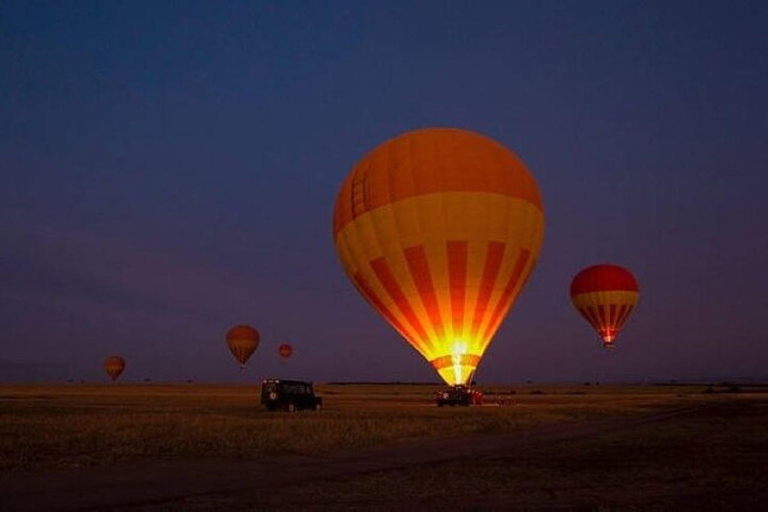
[225,325,260,369]
[104,355,126,382]
[570,264,640,349]
[333,127,545,386]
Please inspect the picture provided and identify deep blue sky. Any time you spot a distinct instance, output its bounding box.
[2,1,766,383]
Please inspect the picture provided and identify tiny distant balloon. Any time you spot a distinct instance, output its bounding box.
[570,264,639,349]
[226,325,260,368]
[279,343,293,359]
[104,356,126,382]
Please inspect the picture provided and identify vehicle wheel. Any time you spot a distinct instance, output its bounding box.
[286,403,296,412]
[314,402,322,411]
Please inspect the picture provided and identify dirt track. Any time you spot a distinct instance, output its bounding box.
[0,405,705,511]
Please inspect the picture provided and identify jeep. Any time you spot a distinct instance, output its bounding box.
[261,379,322,412]
[435,385,483,407]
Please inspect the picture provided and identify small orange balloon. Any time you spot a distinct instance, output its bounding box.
[104,356,126,382]
[278,343,293,359]
[226,325,260,367]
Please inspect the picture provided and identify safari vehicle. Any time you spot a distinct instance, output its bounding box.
[260,379,322,412]
[435,385,483,407]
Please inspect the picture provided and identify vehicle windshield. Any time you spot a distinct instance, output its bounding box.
[281,383,308,395]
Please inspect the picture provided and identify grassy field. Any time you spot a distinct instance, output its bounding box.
[245,398,768,511]
[0,382,756,473]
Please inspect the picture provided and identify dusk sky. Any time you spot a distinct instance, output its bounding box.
[2,1,766,383]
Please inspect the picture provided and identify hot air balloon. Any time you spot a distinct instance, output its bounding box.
[104,356,126,382]
[226,325,260,368]
[333,128,545,385]
[279,343,293,359]
[570,264,639,349]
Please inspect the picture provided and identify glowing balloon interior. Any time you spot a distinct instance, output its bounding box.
[333,128,545,385]
[226,325,260,368]
[570,264,639,349]
[104,356,126,382]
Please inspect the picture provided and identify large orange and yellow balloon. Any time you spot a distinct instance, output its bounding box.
[104,355,126,382]
[570,264,639,349]
[333,128,545,385]
[226,325,260,368]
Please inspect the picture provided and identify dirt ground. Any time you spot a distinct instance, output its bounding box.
[2,391,767,511]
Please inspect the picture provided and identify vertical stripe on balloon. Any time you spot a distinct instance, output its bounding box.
[352,272,412,343]
[370,257,430,345]
[597,305,608,327]
[470,242,506,339]
[446,241,468,339]
[618,304,634,328]
[614,304,627,329]
[404,245,445,342]
[589,306,602,331]
[481,248,531,340]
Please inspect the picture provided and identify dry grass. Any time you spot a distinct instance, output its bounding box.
[0,382,734,472]
[251,397,768,511]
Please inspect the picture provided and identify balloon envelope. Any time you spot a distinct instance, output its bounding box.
[226,325,260,366]
[104,356,126,382]
[333,128,545,385]
[570,264,639,349]
[279,343,293,359]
